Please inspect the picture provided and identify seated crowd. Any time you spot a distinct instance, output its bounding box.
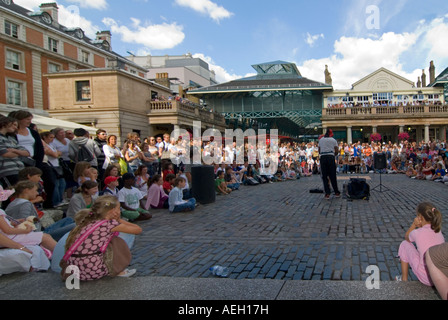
[1,110,447,279]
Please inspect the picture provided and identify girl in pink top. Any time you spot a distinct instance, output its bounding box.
[398,202,445,285]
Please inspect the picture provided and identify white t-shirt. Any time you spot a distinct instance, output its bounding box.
[118,187,143,210]
[319,137,338,156]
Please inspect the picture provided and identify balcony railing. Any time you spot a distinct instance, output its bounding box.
[149,100,226,127]
[322,105,448,118]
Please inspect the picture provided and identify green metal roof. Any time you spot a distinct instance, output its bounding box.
[189,61,331,94]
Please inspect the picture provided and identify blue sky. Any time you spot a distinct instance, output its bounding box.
[15,0,448,89]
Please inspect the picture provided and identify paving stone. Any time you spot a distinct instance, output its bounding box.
[124,174,448,281]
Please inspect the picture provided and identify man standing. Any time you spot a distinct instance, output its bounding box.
[318,129,341,200]
[94,129,107,186]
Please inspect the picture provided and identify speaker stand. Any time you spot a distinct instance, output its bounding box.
[372,171,390,193]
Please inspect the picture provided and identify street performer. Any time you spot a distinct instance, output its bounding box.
[318,129,341,200]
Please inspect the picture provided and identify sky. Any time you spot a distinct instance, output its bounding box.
[13,0,448,89]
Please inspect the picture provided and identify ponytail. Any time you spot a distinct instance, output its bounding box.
[417,202,442,233]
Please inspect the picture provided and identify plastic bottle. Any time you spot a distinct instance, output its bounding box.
[209,265,229,277]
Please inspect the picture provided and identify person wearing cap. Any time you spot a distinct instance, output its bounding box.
[68,128,102,168]
[103,176,119,196]
[318,129,341,200]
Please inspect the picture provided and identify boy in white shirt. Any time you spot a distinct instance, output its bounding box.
[118,173,152,221]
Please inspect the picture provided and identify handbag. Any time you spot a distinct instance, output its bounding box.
[59,220,107,281]
[118,158,128,174]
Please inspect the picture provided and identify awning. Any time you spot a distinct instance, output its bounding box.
[1,112,97,134]
[31,114,97,134]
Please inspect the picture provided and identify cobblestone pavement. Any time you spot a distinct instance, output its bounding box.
[129,173,448,282]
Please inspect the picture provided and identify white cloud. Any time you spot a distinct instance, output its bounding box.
[174,0,233,23]
[66,0,108,10]
[305,33,324,47]
[193,53,254,83]
[297,14,448,90]
[59,5,102,38]
[297,32,420,89]
[102,17,185,50]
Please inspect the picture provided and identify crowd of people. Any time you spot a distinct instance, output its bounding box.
[0,110,447,298]
[327,100,447,109]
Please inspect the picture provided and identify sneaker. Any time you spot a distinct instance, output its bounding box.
[324,194,330,200]
[395,275,402,282]
[334,193,341,198]
[118,268,137,278]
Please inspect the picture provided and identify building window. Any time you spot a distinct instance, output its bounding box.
[7,81,22,106]
[5,49,22,71]
[4,21,19,38]
[76,81,91,101]
[373,92,393,102]
[81,51,90,64]
[48,62,61,73]
[48,38,59,53]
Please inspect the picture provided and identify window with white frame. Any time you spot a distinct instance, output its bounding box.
[48,62,61,73]
[5,49,22,71]
[4,20,19,38]
[76,80,91,101]
[81,51,90,64]
[7,81,23,106]
[48,37,59,53]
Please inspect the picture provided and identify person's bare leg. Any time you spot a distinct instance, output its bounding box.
[401,260,409,281]
[425,251,448,300]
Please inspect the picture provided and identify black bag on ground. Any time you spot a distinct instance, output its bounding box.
[346,178,370,200]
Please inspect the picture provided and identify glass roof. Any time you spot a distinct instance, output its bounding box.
[252,61,302,77]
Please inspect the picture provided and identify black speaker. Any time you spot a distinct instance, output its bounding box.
[374,152,387,170]
[191,165,216,205]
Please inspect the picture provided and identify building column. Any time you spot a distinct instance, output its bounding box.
[372,126,377,133]
[347,126,353,144]
[424,125,430,143]
[440,126,446,141]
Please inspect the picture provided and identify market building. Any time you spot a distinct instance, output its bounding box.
[322,63,447,143]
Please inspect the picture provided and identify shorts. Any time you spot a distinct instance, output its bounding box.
[428,243,448,278]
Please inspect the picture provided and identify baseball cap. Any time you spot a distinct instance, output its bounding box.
[104,176,119,186]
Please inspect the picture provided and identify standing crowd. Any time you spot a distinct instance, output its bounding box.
[0,110,447,299]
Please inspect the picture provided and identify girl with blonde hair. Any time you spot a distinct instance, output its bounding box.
[62,195,142,281]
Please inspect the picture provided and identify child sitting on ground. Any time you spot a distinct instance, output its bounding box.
[168,177,196,213]
[103,176,120,196]
[163,173,176,194]
[118,173,152,222]
[145,174,169,210]
[215,171,231,195]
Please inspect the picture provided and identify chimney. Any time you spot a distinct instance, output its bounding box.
[154,73,170,89]
[429,61,435,84]
[96,31,112,50]
[40,3,59,26]
[417,77,421,88]
[421,69,426,87]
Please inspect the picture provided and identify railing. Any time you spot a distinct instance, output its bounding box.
[323,105,448,118]
[149,100,226,126]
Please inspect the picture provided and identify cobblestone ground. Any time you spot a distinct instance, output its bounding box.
[130,173,448,281]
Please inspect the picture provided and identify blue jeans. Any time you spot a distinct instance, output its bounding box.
[53,177,66,205]
[171,198,196,213]
[43,217,75,242]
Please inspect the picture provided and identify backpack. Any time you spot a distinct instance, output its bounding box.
[346,178,370,200]
[76,144,94,162]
